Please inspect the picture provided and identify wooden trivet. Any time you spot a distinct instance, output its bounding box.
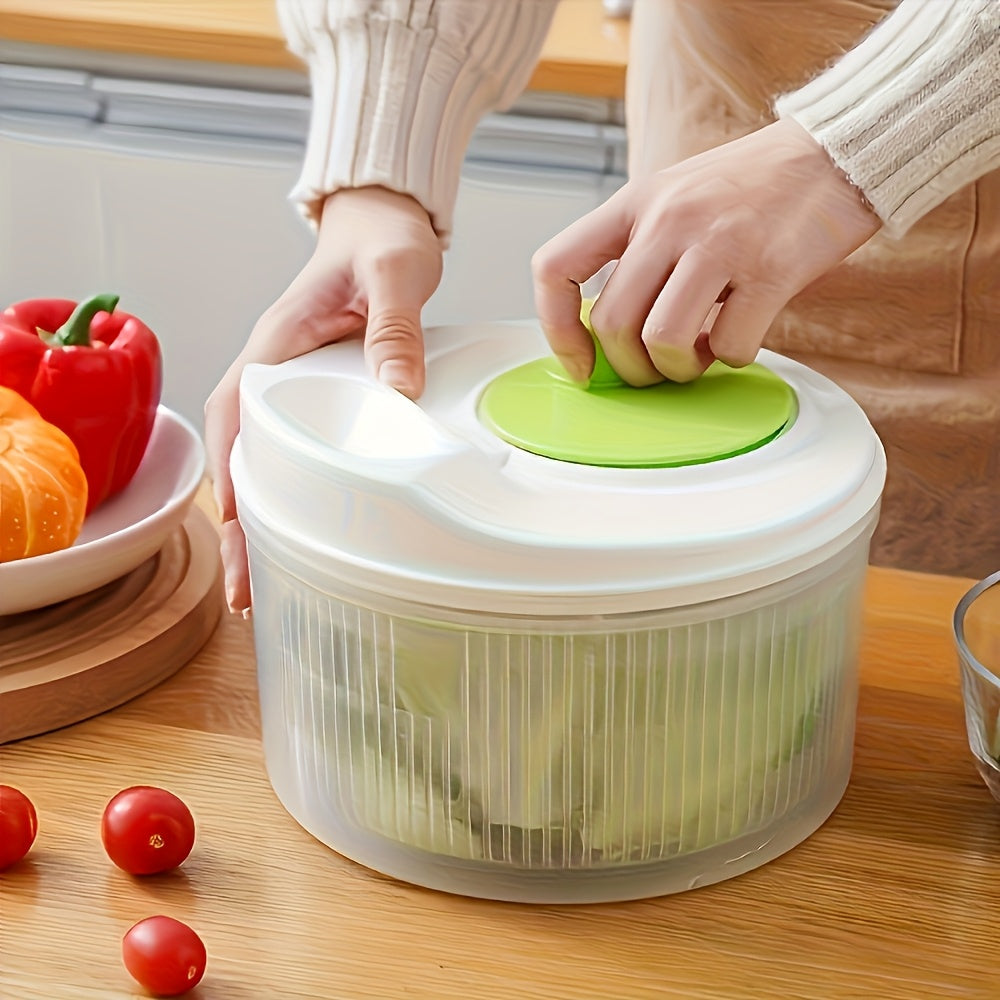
[0,507,223,743]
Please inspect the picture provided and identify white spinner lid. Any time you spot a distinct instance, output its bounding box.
[231,321,886,615]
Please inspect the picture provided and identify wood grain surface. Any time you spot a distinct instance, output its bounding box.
[0,507,223,744]
[1,491,997,999]
[0,0,629,99]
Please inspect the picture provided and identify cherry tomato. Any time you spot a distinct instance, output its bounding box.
[0,785,38,870]
[122,915,206,996]
[101,786,195,875]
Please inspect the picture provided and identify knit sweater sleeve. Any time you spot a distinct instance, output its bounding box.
[277,0,559,241]
[775,0,1000,236]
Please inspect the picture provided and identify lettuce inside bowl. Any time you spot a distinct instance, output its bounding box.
[280,567,863,870]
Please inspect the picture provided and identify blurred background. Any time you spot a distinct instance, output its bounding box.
[0,1,630,437]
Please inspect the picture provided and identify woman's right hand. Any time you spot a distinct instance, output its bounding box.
[204,186,444,615]
[533,119,880,387]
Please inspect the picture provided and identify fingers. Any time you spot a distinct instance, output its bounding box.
[708,285,786,369]
[586,242,670,387]
[539,219,776,385]
[204,299,361,525]
[366,312,426,399]
[203,291,361,615]
[637,245,732,382]
[203,366,243,526]
[219,516,251,616]
[533,190,735,387]
[363,249,435,400]
[533,194,632,382]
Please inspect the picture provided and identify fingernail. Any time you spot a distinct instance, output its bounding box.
[555,353,589,383]
[378,361,417,395]
[240,607,252,621]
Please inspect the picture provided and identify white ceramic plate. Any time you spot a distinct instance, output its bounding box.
[0,406,205,616]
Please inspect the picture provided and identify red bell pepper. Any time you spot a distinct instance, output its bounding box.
[0,293,162,514]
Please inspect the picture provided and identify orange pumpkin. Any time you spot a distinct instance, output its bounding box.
[0,386,88,562]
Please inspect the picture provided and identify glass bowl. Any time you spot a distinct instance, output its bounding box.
[954,569,1000,804]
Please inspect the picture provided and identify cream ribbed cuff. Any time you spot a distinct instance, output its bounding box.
[277,0,558,243]
[776,0,1000,236]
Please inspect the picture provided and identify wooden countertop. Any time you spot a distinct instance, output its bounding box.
[0,0,629,99]
[2,494,998,999]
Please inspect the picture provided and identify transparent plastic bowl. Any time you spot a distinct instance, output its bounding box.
[954,569,1000,805]
[244,516,873,903]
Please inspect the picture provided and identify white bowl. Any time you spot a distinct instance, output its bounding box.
[0,406,204,616]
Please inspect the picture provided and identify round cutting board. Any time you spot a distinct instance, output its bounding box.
[0,506,223,744]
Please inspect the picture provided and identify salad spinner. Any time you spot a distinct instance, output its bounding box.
[231,319,886,903]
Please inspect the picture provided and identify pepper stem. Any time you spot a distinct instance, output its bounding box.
[51,293,120,347]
